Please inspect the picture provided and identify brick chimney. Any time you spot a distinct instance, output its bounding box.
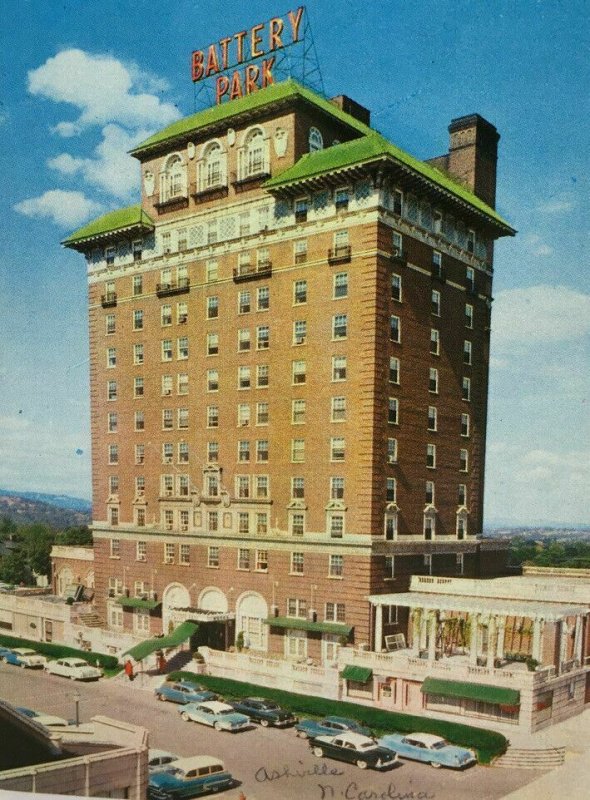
[446,115,500,209]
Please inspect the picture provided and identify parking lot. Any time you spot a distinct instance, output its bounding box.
[0,662,547,799]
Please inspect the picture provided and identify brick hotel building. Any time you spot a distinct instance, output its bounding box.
[63,79,515,664]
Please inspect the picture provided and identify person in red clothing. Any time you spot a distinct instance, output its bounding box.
[124,659,134,681]
[157,652,167,674]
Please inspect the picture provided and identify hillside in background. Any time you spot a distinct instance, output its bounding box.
[0,493,91,528]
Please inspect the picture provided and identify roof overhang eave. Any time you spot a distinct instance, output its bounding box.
[62,221,155,251]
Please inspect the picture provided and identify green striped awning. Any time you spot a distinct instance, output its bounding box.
[123,621,199,662]
[265,616,352,637]
[116,596,160,610]
[421,677,520,706]
[340,665,373,683]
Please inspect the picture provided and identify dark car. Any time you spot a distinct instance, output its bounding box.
[230,697,297,727]
[309,731,398,770]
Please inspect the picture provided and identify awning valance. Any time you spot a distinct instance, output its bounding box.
[340,665,373,683]
[264,616,352,637]
[116,596,160,610]
[124,621,199,661]
[421,677,520,706]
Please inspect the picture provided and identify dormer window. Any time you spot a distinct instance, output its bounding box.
[238,127,269,181]
[308,127,323,152]
[197,141,227,192]
[160,154,187,202]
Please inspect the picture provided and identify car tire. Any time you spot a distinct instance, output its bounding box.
[157,693,166,701]
[430,761,442,769]
[313,747,324,758]
[297,730,308,739]
[213,721,222,731]
[2,657,8,664]
[356,760,368,770]
[260,718,270,727]
[181,712,191,722]
[20,662,26,669]
[70,674,76,680]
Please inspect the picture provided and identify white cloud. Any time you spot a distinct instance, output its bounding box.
[536,196,576,214]
[28,48,180,134]
[492,285,590,346]
[48,124,148,199]
[14,190,104,227]
[524,233,553,257]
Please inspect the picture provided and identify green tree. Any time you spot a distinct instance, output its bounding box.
[0,549,33,585]
[57,526,92,546]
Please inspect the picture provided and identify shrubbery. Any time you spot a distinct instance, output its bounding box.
[0,633,118,670]
[168,671,507,764]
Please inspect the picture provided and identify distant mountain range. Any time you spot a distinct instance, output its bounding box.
[0,490,91,528]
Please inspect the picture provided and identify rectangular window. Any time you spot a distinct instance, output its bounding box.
[238,548,250,570]
[255,549,269,571]
[238,512,250,534]
[330,476,344,500]
[206,259,218,282]
[389,356,400,384]
[458,484,467,506]
[133,343,144,365]
[109,507,119,526]
[393,190,403,216]
[461,413,470,437]
[335,187,349,212]
[325,602,345,622]
[293,319,307,346]
[238,440,250,462]
[207,406,219,428]
[333,272,348,299]
[161,374,173,396]
[107,381,117,401]
[391,273,402,302]
[332,355,347,381]
[331,396,346,422]
[429,368,439,394]
[295,198,308,223]
[177,373,189,395]
[165,543,175,563]
[287,598,307,618]
[465,304,474,329]
[136,541,147,561]
[294,240,307,264]
[257,247,270,268]
[427,443,436,469]
[109,475,119,494]
[291,552,304,574]
[177,302,188,324]
[134,411,145,431]
[290,513,305,537]
[256,514,268,535]
[162,339,173,361]
[161,475,174,497]
[207,219,218,245]
[291,439,305,462]
[177,337,188,359]
[237,475,251,500]
[177,408,189,429]
[257,286,270,311]
[464,340,472,365]
[161,304,172,326]
[428,405,437,431]
[462,377,471,401]
[133,377,144,398]
[329,515,344,539]
[292,477,305,499]
[256,325,269,349]
[162,442,173,464]
[207,511,219,534]
[384,556,395,579]
[392,231,403,257]
[207,441,219,463]
[331,437,345,461]
[106,246,116,266]
[179,543,190,565]
[256,439,269,462]
[292,399,306,424]
[207,474,219,497]
[425,480,435,504]
[390,315,400,343]
[255,475,269,498]
[329,554,344,577]
[107,347,116,368]
[238,365,251,389]
[257,364,269,387]
[430,328,440,356]
[110,538,120,558]
[256,401,269,425]
[207,369,219,392]
[466,266,476,291]
[432,250,443,277]
[106,314,116,335]
[207,332,219,356]
[133,309,143,331]
[132,274,143,295]
[238,403,250,427]
[387,437,397,464]
[460,449,469,472]
[161,409,173,430]
[179,509,189,531]
[178,442,189,463]
[388,397,399,425]
[238,290,251,314]
[386,477,396,503]
[292,360,306,385]
[431,289,441,316]
[208,546,219,568]
[332,313,347,339]
[135,444,144,465]
[206,296,219,319]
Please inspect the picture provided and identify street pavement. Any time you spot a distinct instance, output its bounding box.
[0,662,548,800]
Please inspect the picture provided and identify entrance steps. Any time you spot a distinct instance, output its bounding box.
[76,612,104,627]
[493,746,566,769]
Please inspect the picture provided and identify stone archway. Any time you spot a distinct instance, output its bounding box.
[235,591,268,652]
[198,587,228,613]
[162,583,191,633]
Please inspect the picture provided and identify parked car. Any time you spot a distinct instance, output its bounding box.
[155,680,218,705]
[230,697,297,727]
[1,647,47,668]
[309,731,398,770]
[147,755,234,799]
[179,700,250,732]
[45,657,102,681]
[17,708,71,727]
[296,715,372,739]
[148,749,180,774]
[377,732,476,769]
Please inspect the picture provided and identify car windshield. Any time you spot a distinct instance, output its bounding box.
[218,709,234,715]
[358,742,377,750]
[71,661,88,668]
[430,740,448,749]
[262,702,279,709]
[163,767,183,777]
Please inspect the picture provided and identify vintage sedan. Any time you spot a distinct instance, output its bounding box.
[377,732,476,769]
[296,715,372,739]
[45,657,102,681]
[148,749,180,774]
[1,647,48,668]
[15,707,71,727]
[309,731,398,770]
[148,755,235,800]
[155,680,218,705]
[230,697,297,727]
[179,700,250,732]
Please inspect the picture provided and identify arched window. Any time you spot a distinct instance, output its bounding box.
[308,127,323,152]
[160,154,187,202]
[238,127,269,180]
[198,141,227,192]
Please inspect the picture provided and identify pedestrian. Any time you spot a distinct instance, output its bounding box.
[124,659,134,682]
[158,652,167,674]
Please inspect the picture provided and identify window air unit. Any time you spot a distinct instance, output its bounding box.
[271,604,279,617]
[108,589,115,597]
[309,609,317,622]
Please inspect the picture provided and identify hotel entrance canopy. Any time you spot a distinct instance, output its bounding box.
[124,620,199,662]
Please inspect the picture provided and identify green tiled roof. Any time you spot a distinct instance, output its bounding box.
[62,204,154,248]
[265,132,514,232]
[340,665,373,682]
[130,79,370,156]
[421,677,520,706]
[265,616,352,637]
[116,596,160,610]
[123,621,199,662]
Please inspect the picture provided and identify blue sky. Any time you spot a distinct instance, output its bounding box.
[0,0,588,525]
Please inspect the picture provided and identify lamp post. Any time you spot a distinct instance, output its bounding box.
[73,690,80,727]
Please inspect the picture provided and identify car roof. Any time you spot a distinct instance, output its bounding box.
[61,657,89,664]
[332,732,375,746]
[13,648,36,653]
[171,756,225,771]
[149,749,179,760]
[175,679,203,687]
[406,733,446,746]
[34,715,69,726]
[198,701,232,712]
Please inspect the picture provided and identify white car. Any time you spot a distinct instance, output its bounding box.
[45,657,102,681]
[148,749,180,773]
[16,707,70,727]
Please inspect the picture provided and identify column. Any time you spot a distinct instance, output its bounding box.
[558,620,569,673]
[374,603,383,653]
[469,613,479,666]
[487,615,497,669]
[427,612,438,662]
[411,609,421,656]
[419,611,428,651]
[496,617,506,660]
[531,617,544,663]
[574,616,583,665]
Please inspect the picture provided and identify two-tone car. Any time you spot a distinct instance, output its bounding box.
[296,715,372,739]
[45,657,102,681]
[377,732,476,769]
[148,749,180,774]
[230,697,297,728]
[155,680,218,704]
[309,731,398,770]
[147,755,234,799]
[15,707,71,727]
[1,647,48,668]
[179,700,250,732]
